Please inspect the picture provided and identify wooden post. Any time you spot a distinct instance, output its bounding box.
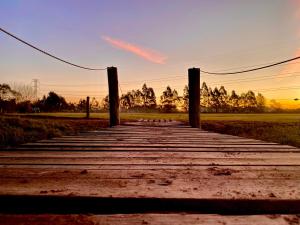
[188,68,200,128]
[107,67,120,126]
[86,96,90,118]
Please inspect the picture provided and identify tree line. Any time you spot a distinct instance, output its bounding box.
[118,83,267,113]
[0,82,294,113]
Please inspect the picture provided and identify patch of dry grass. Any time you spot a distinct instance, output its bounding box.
[201,121,300,147]
[0,116,108,147]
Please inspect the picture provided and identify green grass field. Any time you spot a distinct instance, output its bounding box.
[16,112,300,123]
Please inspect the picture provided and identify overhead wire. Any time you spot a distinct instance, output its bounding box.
[200,56,300,75]
[0,27,107,71]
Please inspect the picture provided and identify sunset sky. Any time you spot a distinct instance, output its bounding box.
[1,0,300,108]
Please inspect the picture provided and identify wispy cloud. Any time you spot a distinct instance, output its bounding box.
[278,2,300,79]
[102,36,167,64]
[278,48,300,79]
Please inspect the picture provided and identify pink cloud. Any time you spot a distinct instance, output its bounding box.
[102,36,167,64]
[278,48,300,79]
[278,2,300,79]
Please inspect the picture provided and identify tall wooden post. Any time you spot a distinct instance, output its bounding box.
[188,68,200,128]
[107,67,120,126]
[86,96,90,118]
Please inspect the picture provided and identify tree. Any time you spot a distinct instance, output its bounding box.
[91,97,100,112]
[160,86,180,112]
[200,82,210,111]
[256,93,266,112]
[210,87,221,112]
[131,89,143,107]
[77,99,87,112]
[141,83,156,108]
[238,93,247,110]
[11,83,36,102]
[0,84,20,113]
[228,90,239,112]
[120,92,134,109]
[182,85,189,112]
[43,92,68,112]
[219,86,228,112]
[101,95,109,111]
[269,99,282,112]
[16,101,32,113]
[244,91,257,112]
[0,84,20,101]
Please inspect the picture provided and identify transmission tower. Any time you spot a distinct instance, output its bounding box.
[32,79,39,100]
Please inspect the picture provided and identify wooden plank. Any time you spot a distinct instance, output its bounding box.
[2,164,300,170]
[21,142,295,148]
[1,166,300,179]
[36,139,277,144]
[1,151,299,159]
[1,156,299,166]
[14,146,299,152]
[0,171,299,199]
[0,214,298,225]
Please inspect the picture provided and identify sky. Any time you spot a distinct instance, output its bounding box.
[1,0,300,108]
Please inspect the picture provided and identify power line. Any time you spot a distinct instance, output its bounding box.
[253,85,300,92]
[0,27,107,71]
[205,61,300,74]
[200,56,300,75]
[207,72,300,86]
[40,83,107,87]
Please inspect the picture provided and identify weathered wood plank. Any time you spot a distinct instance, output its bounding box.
[1,156,300,166]
[1,151,299,159]
[13,146,299,153]
[37,138,276,144]
[0,214,298,225]
[1,173,299,199]
[21,142,296,148]
[2,164,300,170]
[1,166,300,179]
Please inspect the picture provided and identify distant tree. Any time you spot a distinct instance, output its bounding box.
[101,95,109,111]
[200,82,209,111]
[11,83,36,102]
[43,92,68,112]
[120,84,156,111]
[219,86,229,112]
[91,97,100,112]
[0,84,20,113]
[16,101,32,113]
[182,85,189,112]
[77,99,87,112]
[160,86,180,112]
[131,89,143,107]
[256,93,266,112]
[269,99,282,112]
[120,92,134,109]
[244,91,257,112]
[0,99,16,113]
[210,87,221,112]
[0,84,20,100]
[141,83,156,108]
[228,90,239,112]
[238,93,247,110]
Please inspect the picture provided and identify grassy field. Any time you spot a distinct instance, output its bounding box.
[2,113,300,148]
[13,112,300,123]
[0,116,108,147]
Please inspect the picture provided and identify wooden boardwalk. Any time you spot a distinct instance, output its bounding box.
[1,124,300,224]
